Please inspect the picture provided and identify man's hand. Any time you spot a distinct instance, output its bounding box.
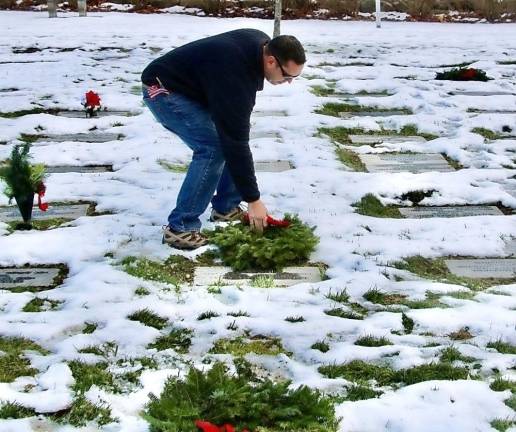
[247,199,268,233]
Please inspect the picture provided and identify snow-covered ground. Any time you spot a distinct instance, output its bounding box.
[0,12,515,432]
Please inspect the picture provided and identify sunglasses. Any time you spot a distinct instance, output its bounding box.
[272,55,299,81]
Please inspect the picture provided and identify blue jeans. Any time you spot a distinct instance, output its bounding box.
[143,88,242,232]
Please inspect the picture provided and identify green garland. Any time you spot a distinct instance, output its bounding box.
[144,362,338,432]
[206,214,319,271]
[0,143,46,202]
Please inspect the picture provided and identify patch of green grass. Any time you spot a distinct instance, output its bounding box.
[472,127,503,140]
[78,345,105,356]
[319,360,469,387]
[227,310,250,317]
[325,288,350,303]
[505,394,516,411]
[353,194,403,218]
[285,316,305,323]
[147,328,193,354]
[128,308,168,330]
[490,418,515,432]
[22,297,63,312]
[363,288,408,305]
[355,335,393,347]
[402,313,415,334]
[0,337,48,383]
[311,340,330,353]
[83,322,98,334]
[52,395,116,427]
[0,401,37,419]
[396,362,469,385]
[344,385,382,401]
[316,102,412,117]
[310,85,337,97]
[68,361,118,393]
[394,256,514,290]
[250,275,275,288]
[439,347,475,363]
[121,255,195,287]
[129,84,142,95]
[197,310,220,321]
[135,286,150,296]
[324,307,364,320]
[158,159,189,173]
[445,290,476,300]
[144,361,339,432]
[490,377,516,392]
[487,339,516,354]
[441,153,462,170]
[336,147,367,172]
[318,124,436,146]
[319,360,396,386]
[210,336,289,357]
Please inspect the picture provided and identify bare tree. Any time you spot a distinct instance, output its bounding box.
[274,0,282,37]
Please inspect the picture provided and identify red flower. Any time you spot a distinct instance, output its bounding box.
[36,182,48,212]
[84,90,101,108]
[460,68,477,80]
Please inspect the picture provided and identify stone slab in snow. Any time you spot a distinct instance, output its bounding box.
[445,259,516,279]
[399,206,504,218]
[194,266,322,287]
[0,268,61,290]
[0,204,90,222]
[359,153,455,173]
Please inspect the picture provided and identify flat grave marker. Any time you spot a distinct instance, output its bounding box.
[449,91,516,96]
[194,266,322,287]
[56,110,136,118]
[254,160,293,172]
[398,206,504,218]
[445,259,516,279]
[359,153,455,173]
[34,133,121,143]
[348,135,427,145]
[252,110,288,118]
[0,203,90,223]
[46,165,113,174]
[250,131,282,140]
[340,110,409,118]
[0,268,60,291]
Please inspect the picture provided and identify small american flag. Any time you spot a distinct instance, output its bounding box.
[147,84,170,99]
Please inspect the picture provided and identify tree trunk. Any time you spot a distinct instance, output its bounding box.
[273,0,282,38]
[78,0,87,16]
[48,0,57,17]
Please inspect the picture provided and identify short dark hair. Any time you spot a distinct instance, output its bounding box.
[265,35,306,65]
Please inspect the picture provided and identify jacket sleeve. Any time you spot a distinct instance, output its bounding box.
[201,65,260,203]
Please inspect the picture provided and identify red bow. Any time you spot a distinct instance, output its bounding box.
[84,90,101,108]
[460,68,477,80]
[195,420,250,432]
[36,182,48,212]
[243,213,290,228]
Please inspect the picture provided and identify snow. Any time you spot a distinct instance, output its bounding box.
[0,11,515,432]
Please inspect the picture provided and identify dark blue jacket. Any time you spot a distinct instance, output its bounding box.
[142,28,270,203]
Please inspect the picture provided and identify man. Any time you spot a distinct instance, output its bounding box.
[141,29,305,250]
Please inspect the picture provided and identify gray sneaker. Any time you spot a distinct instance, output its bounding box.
[162,226,208,250]
[210,206,245,222]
